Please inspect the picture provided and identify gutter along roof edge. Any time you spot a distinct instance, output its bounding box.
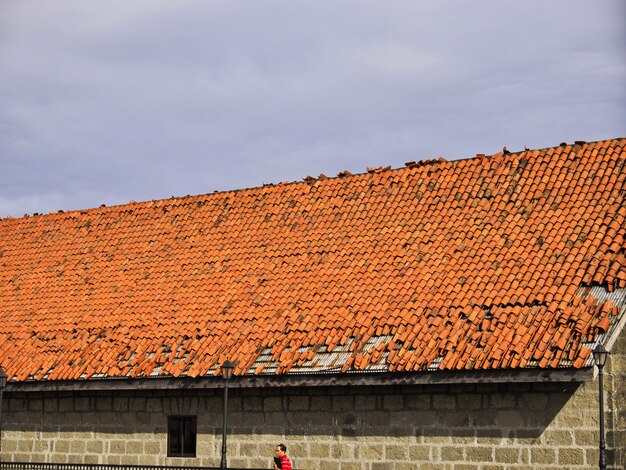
[4,367,593,393]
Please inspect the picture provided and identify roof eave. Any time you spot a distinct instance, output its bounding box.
[4,367,594,393]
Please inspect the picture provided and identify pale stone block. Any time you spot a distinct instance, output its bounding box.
[371,463,395,470]
[408,444,430,461]
[67,454,84,464]
[118,455,141,465]
[452,434,476,446]
[17,439,33,452]
[289,441,308,458]
[126,440,143,455]
[55,439,71,453]
[33,437,50,453]
[494,447,519,464]
[440,445,464,461]
[319,460,341,470]
[394,463,422,470]
[519,447,530,464]
[543,429,573,446]
[407,464,438,470]
[136,455,158,465]
[338,463,361,470]
[425,434,451,445]
[227,458,247,468]
[386,444,409,460]
[69,439,87,453]
[248,457,271,468]
[531,447,555,464]
[574,429,596,446]
[359,443,384,460]
[239,442,259,457]
[465,446,493,462]
[474,433,502,445]
[196,439,212,457]
[86,440,104,454]
[556,410,592,429]
[109,440,126,454]
[558,447,584,466]
[332,443,355,459]
[585,447,599,465]
[2,438,18,453]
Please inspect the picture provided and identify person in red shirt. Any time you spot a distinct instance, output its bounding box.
[273,443,292,470]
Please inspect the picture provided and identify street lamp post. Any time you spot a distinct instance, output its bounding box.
[0,367,7,456]
[592,343,609,470]
[219,360,235,470]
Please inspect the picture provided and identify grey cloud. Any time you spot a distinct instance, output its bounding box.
[1,0,624,217]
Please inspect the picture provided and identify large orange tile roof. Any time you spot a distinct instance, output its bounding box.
[1,138,625,383]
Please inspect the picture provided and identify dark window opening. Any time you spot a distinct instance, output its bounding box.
[168,415,197,457]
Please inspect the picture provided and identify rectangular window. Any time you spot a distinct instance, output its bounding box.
[168,415,197,457]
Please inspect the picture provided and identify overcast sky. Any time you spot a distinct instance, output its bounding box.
[1,1,624,218]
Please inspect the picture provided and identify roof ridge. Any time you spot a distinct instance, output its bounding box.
[2,136,623,222]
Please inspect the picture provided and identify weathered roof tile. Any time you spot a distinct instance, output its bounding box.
[0,138,625,382]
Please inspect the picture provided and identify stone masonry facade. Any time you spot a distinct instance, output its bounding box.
[0,334,624,470]
[609,325,625,468]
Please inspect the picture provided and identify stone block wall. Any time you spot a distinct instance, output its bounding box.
[608,325,625,468]
[0,371,622,469]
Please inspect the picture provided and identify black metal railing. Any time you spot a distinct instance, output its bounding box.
[0,464,272,470]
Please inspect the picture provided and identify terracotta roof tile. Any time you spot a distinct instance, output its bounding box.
[1,138,626,382]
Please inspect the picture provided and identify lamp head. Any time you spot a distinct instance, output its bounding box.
[592,343,609,368]
[221,360,235,380]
